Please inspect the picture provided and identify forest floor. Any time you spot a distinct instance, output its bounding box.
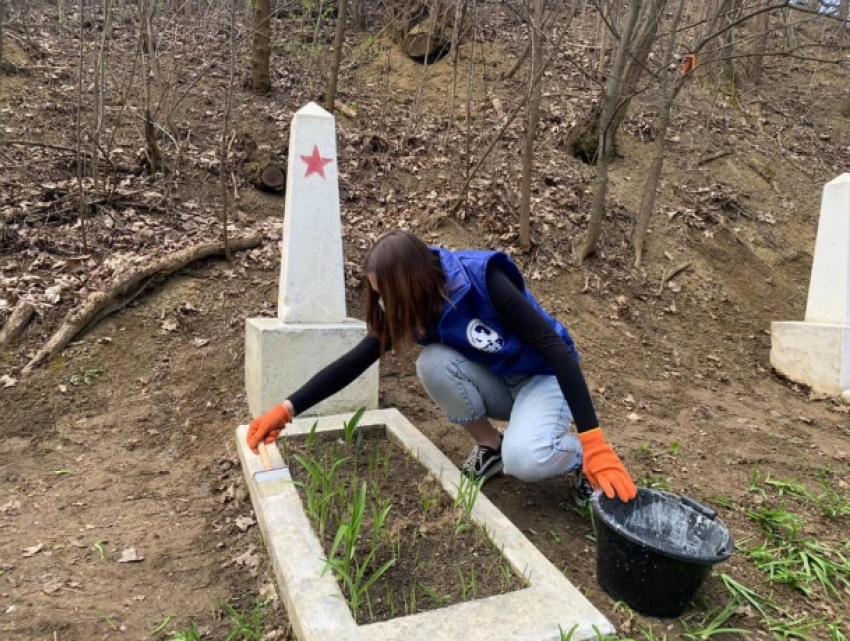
[1,4,849,640]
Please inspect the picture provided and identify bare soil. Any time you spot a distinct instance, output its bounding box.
[1,4,849,641]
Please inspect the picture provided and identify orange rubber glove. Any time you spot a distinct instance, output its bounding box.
[579,428,638,502]
[247,403,292,454]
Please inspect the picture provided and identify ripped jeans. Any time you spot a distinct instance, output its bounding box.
[415,343,582,482]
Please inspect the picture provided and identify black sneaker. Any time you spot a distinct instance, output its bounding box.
[572,469,594,507]
[461,437,504,484]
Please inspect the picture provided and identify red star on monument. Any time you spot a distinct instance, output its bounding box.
[300,145,333,179]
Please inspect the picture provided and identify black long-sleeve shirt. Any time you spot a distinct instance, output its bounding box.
[289,263,599,432]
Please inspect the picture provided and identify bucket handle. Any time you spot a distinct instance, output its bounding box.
[681,495,717,521]
[681,495,735,560]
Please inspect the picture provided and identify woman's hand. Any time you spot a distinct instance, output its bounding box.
[579,428,638,502]
[246,402,293,454]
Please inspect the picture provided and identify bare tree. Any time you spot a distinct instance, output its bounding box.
[631,0,788,266]
[566,0,665,163]
[719,0,744,89]
[443,20,572,221]
[748,1,770,84]
[0,0,5,92]
[351,0,365,29]
[76,1,89,252]
[325,0,349,111]
[632,0,686,267]
[519,0,546,250]
[573,0,642,263]
[139,0,162,173]
[221,0,236,260]
[93,0,114,201]
[250,0,272,93]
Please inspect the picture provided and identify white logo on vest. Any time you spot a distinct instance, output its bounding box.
[466,319,505,353]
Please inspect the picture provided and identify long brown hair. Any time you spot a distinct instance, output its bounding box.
[364,231,446,354]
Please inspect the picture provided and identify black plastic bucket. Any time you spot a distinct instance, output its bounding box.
[590,488,734,618]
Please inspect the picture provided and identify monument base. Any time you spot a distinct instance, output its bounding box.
[770,321,850,396]
[245,317,379,418]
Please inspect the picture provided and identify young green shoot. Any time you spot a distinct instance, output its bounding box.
[167,622,201,641]
[151,615,175,636]
[324,482,396,618]
[342,407,366,448]
[453,473,484,533]
[457,565,478,600]
[681,592,748,639]
[305,420,320,448]
[418,582,452,607]
[221,600,264,641]
[293,451,349,538]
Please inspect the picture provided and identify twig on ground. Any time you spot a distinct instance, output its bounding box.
[658,261,692,295]
[0,300,36,348]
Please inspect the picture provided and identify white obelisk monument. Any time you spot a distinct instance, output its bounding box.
[245,102,378,417]
[771,173,850,396]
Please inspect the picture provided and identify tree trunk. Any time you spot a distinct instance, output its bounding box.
[93,0,113,202]
[565,0,662,163]
[76,0,89,252]
[596,2,609,79]
[139,0,161,173]
[0,0,5,92]
[839,0,848,24]
[325,0,348,112]
[351,0,365,30]
[633,0,687,268]
[251,0,272,93]
[720,0,742,91]
[222,0,235,260]
[574,0,642,264]
[608,0,665,141]
[519,0,545,251]
[747,5,769,85]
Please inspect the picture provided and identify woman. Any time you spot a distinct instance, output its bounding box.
[247,231,637,503]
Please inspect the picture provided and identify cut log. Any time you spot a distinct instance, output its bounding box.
[401,22,451,61]
[0,300,36,348]
[256,163,286,193]
[21,234,262,375]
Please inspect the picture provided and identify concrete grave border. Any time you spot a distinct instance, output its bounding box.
[235,408,614,641]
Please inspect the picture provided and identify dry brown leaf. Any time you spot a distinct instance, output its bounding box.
[235,516,256,532]
[117,548,144,563]
[41,578,64,594]
[1,375,17,388]
[22,543,44,557]
[233,546,260,572]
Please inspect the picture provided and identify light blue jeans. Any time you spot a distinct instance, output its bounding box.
[415,343,582,482]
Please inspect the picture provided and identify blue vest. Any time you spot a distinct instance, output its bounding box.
[419,248,578,377]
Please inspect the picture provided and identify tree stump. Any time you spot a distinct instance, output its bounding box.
[392,0,464,64]
[564,100,604,164]
[401,20,452,62]
[255,163,286,193]
[237,132,286,195]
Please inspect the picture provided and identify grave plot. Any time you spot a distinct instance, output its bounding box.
[236,409,614,641]
[284,411,526,623]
